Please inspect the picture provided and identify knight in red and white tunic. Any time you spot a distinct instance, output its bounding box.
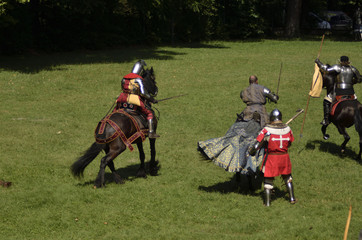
[257,123,294,178]
[249,108,296,206]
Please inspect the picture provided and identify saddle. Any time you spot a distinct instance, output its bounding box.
[95,106,148,151]
[330,95,356,116]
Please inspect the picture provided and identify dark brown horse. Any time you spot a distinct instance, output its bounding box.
[321,70,362,161]
[71,68,160,188]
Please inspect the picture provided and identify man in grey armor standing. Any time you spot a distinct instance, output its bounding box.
[315,56,361,125]
[240,75,279,127]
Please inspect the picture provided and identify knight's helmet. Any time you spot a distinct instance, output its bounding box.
[131,60,147,76]
[340,56,349,63]
[270,109,282,122]
[339,56,350,66]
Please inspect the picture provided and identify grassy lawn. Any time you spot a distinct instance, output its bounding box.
[0,39,361,239]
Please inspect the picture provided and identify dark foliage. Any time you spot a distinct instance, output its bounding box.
[0,0,359,54]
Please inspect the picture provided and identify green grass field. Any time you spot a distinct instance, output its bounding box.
[1,39,362,239]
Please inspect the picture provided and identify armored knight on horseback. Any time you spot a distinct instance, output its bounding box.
[116,60,160,138]
[239,75,279,127]
[315,56,362,126]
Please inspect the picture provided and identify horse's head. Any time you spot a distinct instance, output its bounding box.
[142,67,158,97]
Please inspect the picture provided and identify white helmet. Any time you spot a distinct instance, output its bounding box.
[131,60,147,75]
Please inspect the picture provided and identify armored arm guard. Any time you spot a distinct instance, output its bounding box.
[315,58,323,68]
[248,132,270,156]
[315,59,330,72]
[248,141,261,156]
[263,87,278,103]
[135,78,157,103]
[315,59,341,74]
[351,66,362,83]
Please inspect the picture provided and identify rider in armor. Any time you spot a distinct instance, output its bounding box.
[116,60,160,138]
[315,56,362,125]
[239,75,279,127]
[249,109,296,206]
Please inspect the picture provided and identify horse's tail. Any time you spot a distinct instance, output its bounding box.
[71,142,104,178]
[354,103,362,134]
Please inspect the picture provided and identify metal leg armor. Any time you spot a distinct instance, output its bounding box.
[321,99,331,126]
[148,119,160,139]
[284,176,296,204]
[263,178,274,207]
[264,188,272,207]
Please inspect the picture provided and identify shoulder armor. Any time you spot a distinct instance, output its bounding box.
[325,64,342,73]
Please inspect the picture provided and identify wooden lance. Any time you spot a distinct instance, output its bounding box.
[300,34,325,138]
[286,109,304,125]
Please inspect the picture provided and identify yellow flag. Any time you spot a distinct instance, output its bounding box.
[309,63,323,97]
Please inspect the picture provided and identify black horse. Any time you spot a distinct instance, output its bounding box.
[71,68,160,188]
[321,71,362,161]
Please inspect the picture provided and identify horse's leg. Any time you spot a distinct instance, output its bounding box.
[321,124,330,140]
[247,174,256,192]
[94,154,110,188]
[107,160,125,184]
[358,135,362,161]
[148,138,159,176]
[355,105,362,161]
[94,140,126,188]
[136,142,147,178]
[336,125,350,154]
[235,172,241,182]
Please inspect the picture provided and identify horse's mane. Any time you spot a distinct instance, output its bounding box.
[142,67,158,97]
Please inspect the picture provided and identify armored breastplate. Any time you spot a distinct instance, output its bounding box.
[337,66,354,89]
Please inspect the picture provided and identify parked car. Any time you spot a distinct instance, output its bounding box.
[307,12,331,30]
[301,12,331,34]
[354,24,362,40]
[322,11,353,32]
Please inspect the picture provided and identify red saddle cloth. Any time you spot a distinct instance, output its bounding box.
[330,95,355,116]
[95,109,148,151]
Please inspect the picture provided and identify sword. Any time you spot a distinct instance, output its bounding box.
[276,62,283,96]
[157,94,188,103]
[286,109,304,125]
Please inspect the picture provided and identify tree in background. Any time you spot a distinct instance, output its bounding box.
[0,0,360,54]
[284,0,303,37]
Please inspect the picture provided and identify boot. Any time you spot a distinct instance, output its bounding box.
[320,99,331,126]
[286,180,296,204]
[148,119,160,139]
[264,188,272,207]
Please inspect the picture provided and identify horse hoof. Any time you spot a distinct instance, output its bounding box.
[136,168,147,178]
[149,161,160,176]
[323,134,330,140]
[341,149,345,154]
[114,177,125,184]
[93,183,105,189]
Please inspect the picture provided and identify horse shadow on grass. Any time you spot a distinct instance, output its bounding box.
[198,173,289,202]
[304,139,361,163]
[197,149,263,198]
[198,171,264,196]
[75,162,160,187]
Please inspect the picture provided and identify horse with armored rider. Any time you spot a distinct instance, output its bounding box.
[71,60,160,188]
[316,56,362,160]
[69,50,361,207]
